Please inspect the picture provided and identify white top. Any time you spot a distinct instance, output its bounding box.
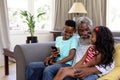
[72,38,114,76]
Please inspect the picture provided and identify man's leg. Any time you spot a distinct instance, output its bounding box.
[26,62,46,80]
[64,76,76,80]
[42,64,70,80]
[84,74,99,80]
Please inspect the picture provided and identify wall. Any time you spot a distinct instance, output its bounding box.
[9,30,54,49]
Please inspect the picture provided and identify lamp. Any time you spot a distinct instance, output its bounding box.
[68,2,87,21]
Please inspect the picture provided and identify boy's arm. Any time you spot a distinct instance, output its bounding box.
[55,49,76,64]
[55,36,78,64]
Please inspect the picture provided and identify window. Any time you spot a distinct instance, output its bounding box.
[107,0,120,31]
[7,0,54,49]
[7,0,53,31]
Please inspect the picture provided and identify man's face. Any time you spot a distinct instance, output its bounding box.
[78,23,91,39]
[63,26,74,40]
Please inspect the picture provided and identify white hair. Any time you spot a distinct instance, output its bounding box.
[76,16,93,31]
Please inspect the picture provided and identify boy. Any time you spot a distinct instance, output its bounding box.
[26,20,79,80]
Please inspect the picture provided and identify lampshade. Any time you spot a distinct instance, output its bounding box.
[68,2,87,14]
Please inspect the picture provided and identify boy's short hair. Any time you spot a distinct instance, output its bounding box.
[65,20,76,29]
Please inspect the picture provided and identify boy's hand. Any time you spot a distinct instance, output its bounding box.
[49,60,56,65]
[51,51,59,57]
[51,47,60,57]
[44,57,51,66]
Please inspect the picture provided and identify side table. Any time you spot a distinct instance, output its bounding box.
[3,48,15,75]
[50,30,62,41]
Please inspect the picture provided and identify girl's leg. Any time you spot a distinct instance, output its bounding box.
[42,63,70,80]
[53,68,65,80]
[53,67,75,80]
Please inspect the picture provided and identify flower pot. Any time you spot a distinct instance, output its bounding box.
[26,36,38,43]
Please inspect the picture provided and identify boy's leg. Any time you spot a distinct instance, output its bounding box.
[83,74,99,80]
[42,64,70,80]
[26,62,46,80]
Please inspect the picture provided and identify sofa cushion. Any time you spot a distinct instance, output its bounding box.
[98,67,120,80]
[114,43,120,67]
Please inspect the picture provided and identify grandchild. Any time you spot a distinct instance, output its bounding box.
[53,26,115,80]
[26,20,79,80]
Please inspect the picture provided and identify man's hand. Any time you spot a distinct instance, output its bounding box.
[74,67,96,79]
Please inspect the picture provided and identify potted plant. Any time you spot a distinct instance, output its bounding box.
[20,10,45,43]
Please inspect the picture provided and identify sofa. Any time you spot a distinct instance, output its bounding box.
[14,42,120,80]
[98,43,120,80]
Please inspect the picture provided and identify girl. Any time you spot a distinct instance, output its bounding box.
[53,26,115,80]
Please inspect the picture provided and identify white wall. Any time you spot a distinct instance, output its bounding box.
[9,30,54,49]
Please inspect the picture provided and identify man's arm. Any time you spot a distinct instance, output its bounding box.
[76,67,101,79]
[75,61,115,78]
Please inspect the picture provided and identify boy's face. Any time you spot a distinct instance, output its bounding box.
[78,23,91,39]
[90,31,96,45]
[63,26,75,40]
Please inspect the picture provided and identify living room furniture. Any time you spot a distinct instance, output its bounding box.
[13,42,120,80]
[50,30,62,41]
[14,42,54,80]
[98,43,120,80]
[3,48,14,75]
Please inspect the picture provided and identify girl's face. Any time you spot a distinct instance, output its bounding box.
[90,31,96,45]
[63,26,75,40]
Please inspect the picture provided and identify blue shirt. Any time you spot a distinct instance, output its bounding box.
[55,36,79,65]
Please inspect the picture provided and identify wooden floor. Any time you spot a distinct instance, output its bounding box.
[0,63,16,80]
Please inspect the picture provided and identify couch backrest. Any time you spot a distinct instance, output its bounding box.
[14,42,55,65]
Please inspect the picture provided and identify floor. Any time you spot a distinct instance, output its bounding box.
[0,63,16,80]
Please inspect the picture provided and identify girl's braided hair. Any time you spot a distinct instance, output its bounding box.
[93,26,115,67]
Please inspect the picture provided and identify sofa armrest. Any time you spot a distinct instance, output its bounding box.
[14,42,55,80]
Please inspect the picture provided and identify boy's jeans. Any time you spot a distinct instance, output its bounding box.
[26,62,70,80]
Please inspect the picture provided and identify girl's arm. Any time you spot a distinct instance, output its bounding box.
[74,47,102,69]
[84,53,101,67]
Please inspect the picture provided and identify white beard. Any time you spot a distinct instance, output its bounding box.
[79,37,90,45]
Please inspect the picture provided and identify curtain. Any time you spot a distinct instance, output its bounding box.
[0,0,10,66]
[53,0,75,30]
[82,0,106,27]
[53,0,106,30]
